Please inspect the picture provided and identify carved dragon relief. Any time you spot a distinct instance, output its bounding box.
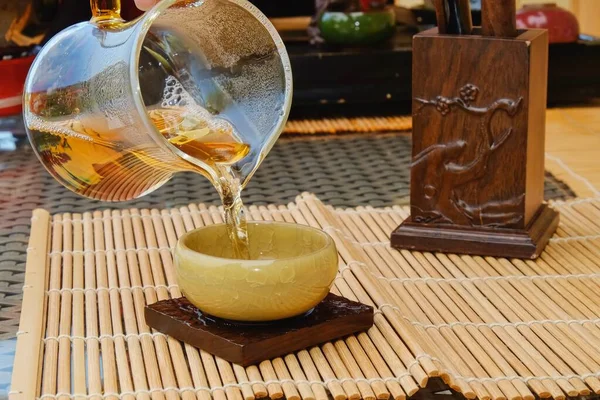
[411,84,524,228]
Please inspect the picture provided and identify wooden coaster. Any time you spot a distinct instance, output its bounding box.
[145,293,374,366]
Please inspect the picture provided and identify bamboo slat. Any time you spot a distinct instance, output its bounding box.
[283,116,412,135]
[12,194,600,400]
[10,210,51,400]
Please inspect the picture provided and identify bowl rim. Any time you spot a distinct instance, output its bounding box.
[176,221,336,263]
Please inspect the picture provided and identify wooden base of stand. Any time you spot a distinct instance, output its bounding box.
[145,293,374,366]
[391,204,559,259]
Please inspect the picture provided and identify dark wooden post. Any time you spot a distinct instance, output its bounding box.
[391,1,559,259]
[481,0,517,37]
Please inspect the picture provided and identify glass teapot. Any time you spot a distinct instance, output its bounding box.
[24,0,292,202]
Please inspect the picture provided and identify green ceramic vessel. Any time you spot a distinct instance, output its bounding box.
[319,8,396,45]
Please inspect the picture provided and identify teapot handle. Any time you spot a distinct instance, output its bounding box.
[91,0,124,23]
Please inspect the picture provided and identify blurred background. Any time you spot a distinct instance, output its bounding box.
[0,0,599,120]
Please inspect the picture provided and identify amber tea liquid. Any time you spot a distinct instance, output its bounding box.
[27,105,253,259]
[148,102,252,259]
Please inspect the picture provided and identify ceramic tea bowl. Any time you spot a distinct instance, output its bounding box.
[175,222,338,322]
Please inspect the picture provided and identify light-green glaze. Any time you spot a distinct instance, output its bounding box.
[175,222,338,321]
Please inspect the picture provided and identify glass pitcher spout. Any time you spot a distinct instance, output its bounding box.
[91,0,124,24]
[24,0,292,202]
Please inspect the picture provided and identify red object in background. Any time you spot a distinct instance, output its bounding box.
[360,0,387,11]
[516,3,579,43]
[0,55,36,117]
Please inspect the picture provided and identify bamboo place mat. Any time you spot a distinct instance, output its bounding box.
[10,193,600,400]
[283,116,412,135]
[2,114,412,137]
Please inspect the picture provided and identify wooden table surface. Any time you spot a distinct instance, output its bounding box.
[545,106,600,198]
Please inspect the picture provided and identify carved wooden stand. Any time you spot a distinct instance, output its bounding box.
[391,28,559,259]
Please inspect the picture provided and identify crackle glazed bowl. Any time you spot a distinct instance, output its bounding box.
[175,222,339,322]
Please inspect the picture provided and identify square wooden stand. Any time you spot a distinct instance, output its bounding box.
[145,293,374,366]
[392,28,559,259]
